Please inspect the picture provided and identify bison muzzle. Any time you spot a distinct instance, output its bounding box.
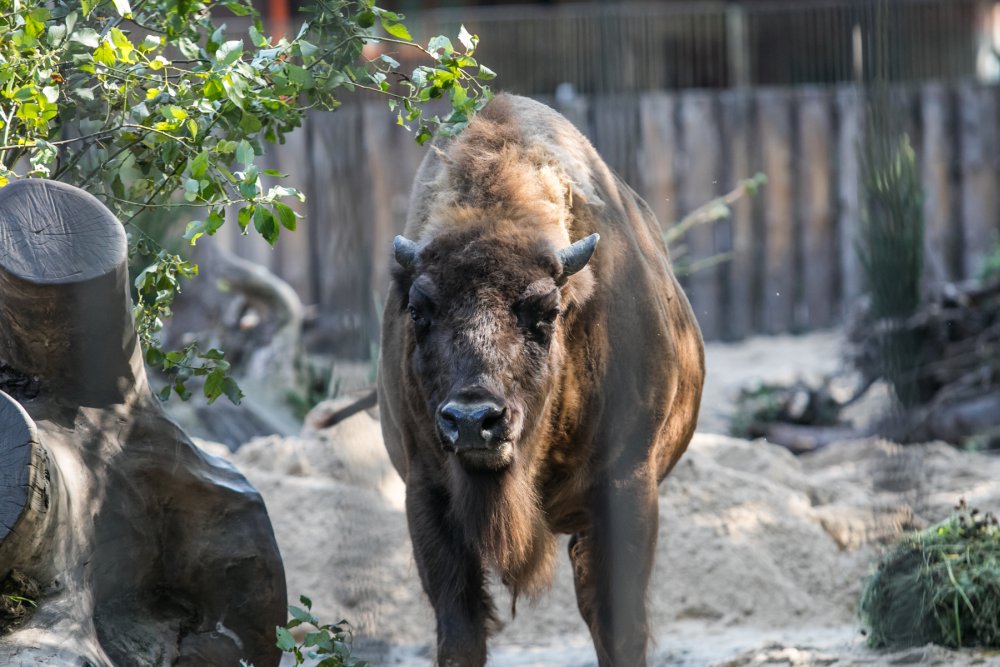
[378,93,705,667]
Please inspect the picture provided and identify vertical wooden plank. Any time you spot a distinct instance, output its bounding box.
[757,89,796,334]
[637,92,678,227]
[310,105,374,357]
[835,86,862,308]
[678,91,722,340]
[920,83,957,285]
[720,89,755,340]
[958,82,999,279]
[591,96,640,187]
[797,87,836,329]
[266,126,312,301]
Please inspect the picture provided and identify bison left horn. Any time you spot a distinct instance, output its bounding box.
[394,235,419,271]
[557,233,600,284]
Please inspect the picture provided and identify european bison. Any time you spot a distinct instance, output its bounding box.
[378,93,705,666]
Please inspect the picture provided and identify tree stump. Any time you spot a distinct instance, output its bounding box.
[0,179,286,666]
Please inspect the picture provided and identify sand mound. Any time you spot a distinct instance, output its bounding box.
[202,332,1000,665]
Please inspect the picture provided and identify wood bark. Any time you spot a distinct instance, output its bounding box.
[0,179,286,666]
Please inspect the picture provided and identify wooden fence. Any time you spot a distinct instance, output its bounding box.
[215,83,1000,352]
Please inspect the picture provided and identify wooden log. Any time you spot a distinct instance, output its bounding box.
[679,91,723,340]
[797,87,836,329]
[0,391,47,550]
[0,179,286,667]
[0,179,138,403]
[757,89,796,334]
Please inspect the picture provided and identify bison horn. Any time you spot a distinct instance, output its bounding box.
[394,235,419,271]
[556,233,600,284]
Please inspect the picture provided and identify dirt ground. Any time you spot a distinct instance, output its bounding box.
[199,330,1000,666]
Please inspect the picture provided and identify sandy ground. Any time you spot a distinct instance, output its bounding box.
[198,330,1000,666]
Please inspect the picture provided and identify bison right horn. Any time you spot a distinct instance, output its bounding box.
[556,233,600,284]
[394,235,419,271]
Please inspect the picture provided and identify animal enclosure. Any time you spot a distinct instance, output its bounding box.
[214,82,1000,349]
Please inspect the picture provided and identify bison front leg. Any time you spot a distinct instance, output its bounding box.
[569,477,659,667]
[405,478,496,667]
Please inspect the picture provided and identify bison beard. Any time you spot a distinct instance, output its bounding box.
[378,93,705,667]
[446,450,557,603]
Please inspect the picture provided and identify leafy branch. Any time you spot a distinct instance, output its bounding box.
[1,0,494,403]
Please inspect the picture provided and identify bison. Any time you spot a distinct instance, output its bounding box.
[377,93,705,666]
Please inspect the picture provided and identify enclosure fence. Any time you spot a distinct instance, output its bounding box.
[215,82,1000,351]
[393,0,993,93]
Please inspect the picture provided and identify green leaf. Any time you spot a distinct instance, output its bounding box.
[216,40,244,67]
[111,0,132,17]
[204,368,227,404]
[221,377,243,404]
[276,626,296,652]
[248,25,267,48]
[458,25,476,52]
[94,40,116,67]
[110,27,132,54]
[357,9,375,28]
[162,105,188,121]
[236,139,254,166]
[381,18,412,41]
[299,595,313,609]
[253,205,278,245]
[298,39,318,58]
[238,205,253,232]
[273,202,297,231]
[13,86,35,102]
[183,217,217,245]
[288,605,317,625]
[225,0,253,16]
[140,35,161,52]
[427,35,454,56]
[476,64,496,80]
[189,151,210,179]
[287,64,313,89]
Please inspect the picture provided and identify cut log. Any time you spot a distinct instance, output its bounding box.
[0,392,44,543]
[0,179,286,666]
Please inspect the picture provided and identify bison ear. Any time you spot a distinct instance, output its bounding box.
[394,235,419,272]
[556,233,599,285]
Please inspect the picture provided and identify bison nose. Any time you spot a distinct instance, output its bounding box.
[437,401,507,450]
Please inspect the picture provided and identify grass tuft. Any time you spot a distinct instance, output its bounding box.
[859,499,1000,649]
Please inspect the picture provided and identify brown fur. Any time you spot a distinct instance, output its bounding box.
[378,94,705,667]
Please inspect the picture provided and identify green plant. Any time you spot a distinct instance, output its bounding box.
[860,499,1000,649]
[1,0,492,402]
[856,86,926,408]
[242,595,368,667]
[980,239,1000,285]
[666,172,766,276]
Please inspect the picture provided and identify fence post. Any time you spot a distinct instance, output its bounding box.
[958,83,999,278]
[679,92,723,340]
[757,89,796,334]
[836,86,862,309]
[798,87,837,329]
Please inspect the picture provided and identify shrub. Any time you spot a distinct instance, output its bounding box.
[859,500,1000,649]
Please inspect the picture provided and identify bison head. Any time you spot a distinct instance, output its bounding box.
[392,225,598,472]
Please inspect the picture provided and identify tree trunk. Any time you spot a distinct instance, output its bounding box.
[0,179,286,666]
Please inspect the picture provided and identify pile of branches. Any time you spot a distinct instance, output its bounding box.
[847,277,1000,448]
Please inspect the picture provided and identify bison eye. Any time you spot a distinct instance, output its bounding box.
[407,304,427,326]
[515,289,561,342]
